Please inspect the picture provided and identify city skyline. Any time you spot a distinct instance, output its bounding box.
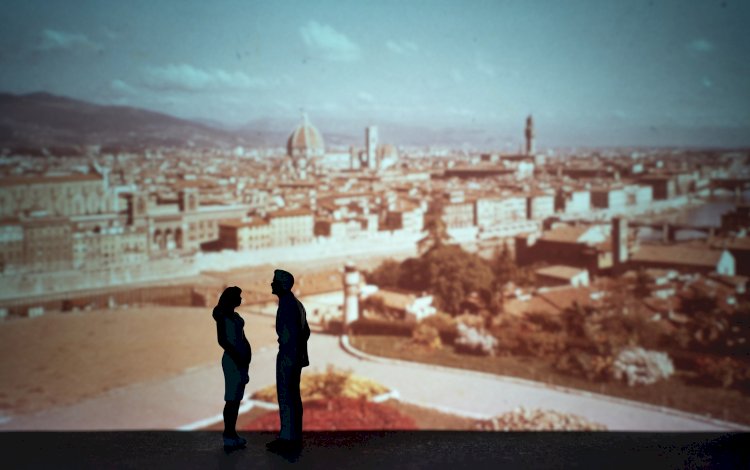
[1,0,749,147]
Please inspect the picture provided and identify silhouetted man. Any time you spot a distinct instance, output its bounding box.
[266,269,310,454]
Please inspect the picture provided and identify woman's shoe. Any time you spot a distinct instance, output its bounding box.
[223,435,247,448]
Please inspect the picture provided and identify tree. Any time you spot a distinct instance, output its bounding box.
[418,197,452,255]
[366,259,401,288]
[397,257,430,292]
[680,289,726,350]
[407,244,495,315]
[634,268,651,298]
[491,243,515,287]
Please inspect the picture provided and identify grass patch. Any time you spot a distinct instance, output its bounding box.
[351,335,750,426]
[380,399,478,430]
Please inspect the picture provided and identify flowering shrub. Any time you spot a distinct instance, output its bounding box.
[251,365,389,402]
[455,313,485,330]
[454,323,497,356]
[611,347,674,386]
[518,330,568,358]
[420,313,457,344]
[412,323,443,350]
[489,322,522,355]
[555,350,613,381]
[244,397,418,431]
[476,407,607,431]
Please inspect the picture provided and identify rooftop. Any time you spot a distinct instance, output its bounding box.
[540,225,589,243]
[631,244,725,268]
[268,208,314,218]
[0,173,103,187]
[538,286,601,312]
[535,265,587,280]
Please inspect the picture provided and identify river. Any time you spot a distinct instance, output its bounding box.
[637,190,750,241]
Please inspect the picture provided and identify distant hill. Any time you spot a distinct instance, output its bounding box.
[0,92,510,154]
[0,92,245,154]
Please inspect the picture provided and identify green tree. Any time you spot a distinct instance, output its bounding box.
[415,244,495,315]
[418,197,452,254]
[398,257,430,292]
[491,243,515,287]
[366,259,401,288]
[634,268,651,298]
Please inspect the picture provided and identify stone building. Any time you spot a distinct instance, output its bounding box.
[218,209,314,250]
[0,172,113,218]
[286,114,325,179]
[474,195,527,227]
[218,218,271,251]
[515,223,613,274]
[554,188,591,215]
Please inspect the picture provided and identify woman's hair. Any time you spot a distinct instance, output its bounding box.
[215,286,242,311]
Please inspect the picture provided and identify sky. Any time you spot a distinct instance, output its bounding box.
[1,0,748,148]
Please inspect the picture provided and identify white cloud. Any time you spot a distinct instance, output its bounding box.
[357,91,375,104]
[141,64,268,92]
[688,39,714,53]
[280,74,295,86]
[300,20,361,61]
[386,41,404,54]
[386,40,419,55]
[475,54,496,78]
[274,100,293,111]
[448,106,476,117]
[36,29,101,52]
[102,27,119,41]
[320,101,342,112]
[110,79,137,95]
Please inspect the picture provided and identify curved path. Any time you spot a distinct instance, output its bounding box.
[1,313,746,431]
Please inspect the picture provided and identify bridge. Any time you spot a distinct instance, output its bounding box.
[628,221,719,243]
[709,178,750,198]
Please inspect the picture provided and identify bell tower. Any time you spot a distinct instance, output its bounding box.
[525,115,535,156]
[342,262,361,325]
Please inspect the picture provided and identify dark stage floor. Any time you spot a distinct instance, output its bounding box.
[1,431,748,469]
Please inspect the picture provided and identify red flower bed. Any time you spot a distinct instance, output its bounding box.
[242,397,418,431]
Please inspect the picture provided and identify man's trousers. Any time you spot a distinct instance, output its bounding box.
[276,354,303,440]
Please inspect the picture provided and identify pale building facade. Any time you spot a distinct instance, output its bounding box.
[0,173,113,218]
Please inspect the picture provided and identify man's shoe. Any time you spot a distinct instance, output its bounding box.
[266,438,302,453]
[223,435,247,448]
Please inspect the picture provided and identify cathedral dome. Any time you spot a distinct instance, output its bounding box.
[287,114,325,159]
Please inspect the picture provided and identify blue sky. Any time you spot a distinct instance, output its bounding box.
[1,0,748,147]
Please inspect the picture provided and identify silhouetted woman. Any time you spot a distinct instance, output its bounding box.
[212,286,251,448]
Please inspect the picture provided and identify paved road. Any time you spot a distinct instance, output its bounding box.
[1,313,745,431]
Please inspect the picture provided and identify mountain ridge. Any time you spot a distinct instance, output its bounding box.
[0,92,245,154]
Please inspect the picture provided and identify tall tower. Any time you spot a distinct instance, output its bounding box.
[126,193,148,225]
[524,115,535,156]
[342,262,361,325]
[366,126,378,170]
[612,217,629,267]
[178,188,199,212]
[349,145,360,170]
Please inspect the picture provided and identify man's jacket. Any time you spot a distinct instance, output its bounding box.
[275,293,311,367]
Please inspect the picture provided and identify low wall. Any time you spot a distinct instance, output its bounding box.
[0,257,198,302]
[194,231,421,272]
